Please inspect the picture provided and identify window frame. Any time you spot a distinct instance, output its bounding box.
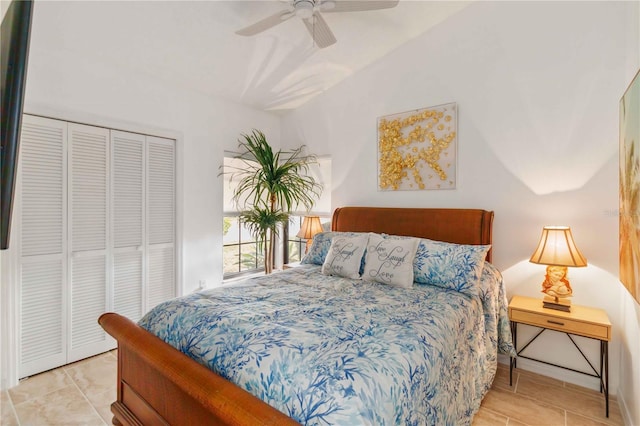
[283,214,331,265]
[222,212,266,278]
[222,152,267,278]
[222,152,331,277]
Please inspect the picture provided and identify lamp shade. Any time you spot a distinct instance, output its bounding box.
[296,216,323,240]
[529,226,587,267]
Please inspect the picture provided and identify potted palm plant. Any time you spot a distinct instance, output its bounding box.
[224,130,322,274]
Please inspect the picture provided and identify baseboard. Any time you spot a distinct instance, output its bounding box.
[498,355,606,394]
[500,355,636,425]
[497,353,510,366]
[616,387,634,426]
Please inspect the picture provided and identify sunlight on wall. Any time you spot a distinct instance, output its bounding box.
[240,37,349,111]
[469,68,619,196]
[451,5,625,196]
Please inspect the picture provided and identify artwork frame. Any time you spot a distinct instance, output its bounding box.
[619,68,640,304]
[377,102,457,191]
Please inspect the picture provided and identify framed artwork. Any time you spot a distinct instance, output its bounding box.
[620,68,640,304]
[377,102,457,191]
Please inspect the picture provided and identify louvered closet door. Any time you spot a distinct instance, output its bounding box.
[68,123,113,362]
[18,116,67,378]
[146,136,176,310]
[111,130,145,322]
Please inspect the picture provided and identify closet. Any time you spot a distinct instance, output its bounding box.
[16,114,176,378]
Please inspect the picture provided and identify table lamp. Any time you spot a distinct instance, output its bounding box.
[529,226,587,312]
[296,216,323,253]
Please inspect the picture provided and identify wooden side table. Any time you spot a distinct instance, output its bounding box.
[508,295,612,417]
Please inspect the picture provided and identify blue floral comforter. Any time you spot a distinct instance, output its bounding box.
[139,263,515,425]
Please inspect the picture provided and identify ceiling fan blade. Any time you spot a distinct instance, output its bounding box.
[236,10,294,36]
[302,13,337,48]
[320,0,399,13]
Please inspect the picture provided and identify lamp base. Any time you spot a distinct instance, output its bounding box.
[542,296,571,312]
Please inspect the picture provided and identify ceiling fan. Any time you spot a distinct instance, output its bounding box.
[236,0,400,49]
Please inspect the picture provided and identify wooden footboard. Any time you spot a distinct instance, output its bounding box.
[98,313,298,426]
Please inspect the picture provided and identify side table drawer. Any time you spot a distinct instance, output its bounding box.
[510,309,609,340]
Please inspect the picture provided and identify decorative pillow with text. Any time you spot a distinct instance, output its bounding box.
[301,232,364,266]
[321,234,368,279]
[362,233,419,288]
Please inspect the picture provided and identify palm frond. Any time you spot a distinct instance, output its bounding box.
[223,129,323,212]
[240,207,289,251]
[221,129,324,273]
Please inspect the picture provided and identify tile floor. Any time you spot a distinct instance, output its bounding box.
[474,363,624,426]
[1,354,624,426]
[1,351,116,426]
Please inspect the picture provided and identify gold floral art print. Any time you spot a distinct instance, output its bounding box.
[620,69,640,304]
[377,103,457,191]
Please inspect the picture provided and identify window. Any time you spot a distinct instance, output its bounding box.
[223,155,265,277]
[285,214,331,264]
[223,153,331,276]
[284,155,332,263]
[285,215,305,264]
[223,214,266,276]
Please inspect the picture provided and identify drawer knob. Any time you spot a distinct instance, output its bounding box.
[547,320,565,326]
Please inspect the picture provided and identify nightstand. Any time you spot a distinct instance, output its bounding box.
[508,295,612,417]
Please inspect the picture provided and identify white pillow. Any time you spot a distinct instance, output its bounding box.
[363,233,419,288]
[321,234,368,279]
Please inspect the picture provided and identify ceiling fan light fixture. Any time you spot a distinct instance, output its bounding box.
[295,0,315,19]
[320,0,336,11]
[235,0,399,48]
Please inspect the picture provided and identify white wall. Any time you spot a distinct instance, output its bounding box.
[22,3,281,294]
[281,1,639,423]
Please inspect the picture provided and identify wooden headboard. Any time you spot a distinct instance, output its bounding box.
[331,207,494,262]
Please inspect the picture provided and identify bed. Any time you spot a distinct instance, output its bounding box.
[99,206,514,425]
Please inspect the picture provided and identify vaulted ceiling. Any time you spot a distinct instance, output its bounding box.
[31,1,471,112]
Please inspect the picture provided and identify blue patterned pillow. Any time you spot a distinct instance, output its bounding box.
[301,232,368,267]
[413,239,491,296]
